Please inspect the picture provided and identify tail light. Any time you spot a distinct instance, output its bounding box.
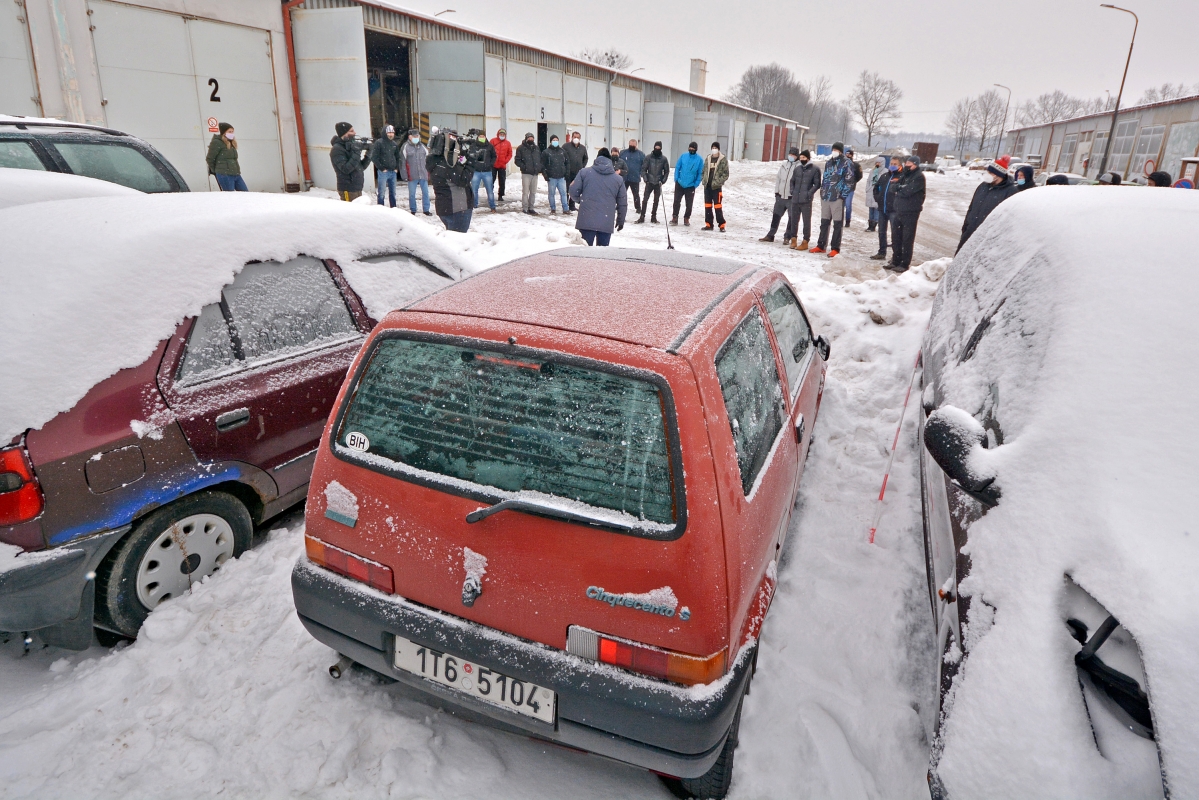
[567,625,726,686]
[0,444,44,527]
[305,535,394,594]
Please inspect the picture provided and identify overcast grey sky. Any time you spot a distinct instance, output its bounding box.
[397,0,1197,133]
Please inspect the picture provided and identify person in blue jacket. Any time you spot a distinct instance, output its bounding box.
[671,142,703,226]
[619,140,646,216]
[870,156,901,260]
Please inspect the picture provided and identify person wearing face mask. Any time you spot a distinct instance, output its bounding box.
[399,129,432,215]
[330,122,371,201]
[810,141,854,256]
[1014,164,1035,192]
[671,142,703,226]
[957,154,1018,253]
[514,132,544,214]
[608,146,627,180]
[620,139,645,216]
[843,145,863,228]
[490,128,512,202]
[569,148,627,246]
[563,131,589,212]
[207,122,247,191]
[371,125,401,208]
[467,130,497,212]
[542,134,571,214]
[787,149,822,250]
[865,157,884,232]
[701,142,729,232]
[889,154,926,271]
[637,141,670,224]
[425,128,476,232]
[870,156,902,260]
[760,147,803,242]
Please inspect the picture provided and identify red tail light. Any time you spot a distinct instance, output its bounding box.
[305,535,394,594]
[0,444,44,527]
[567,625,726,686]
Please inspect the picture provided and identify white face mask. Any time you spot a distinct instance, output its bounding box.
[499,134,506,140]
[225,131,235,140]
[711,148,719,155]
[832,150,842,158]
[787,155,796,162]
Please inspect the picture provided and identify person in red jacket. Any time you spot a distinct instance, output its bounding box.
[490,128,513,202]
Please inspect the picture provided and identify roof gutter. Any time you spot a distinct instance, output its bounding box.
[282,0,311,185]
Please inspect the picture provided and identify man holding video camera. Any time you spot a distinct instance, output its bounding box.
[330,122,372,201]
[426,128,477,232]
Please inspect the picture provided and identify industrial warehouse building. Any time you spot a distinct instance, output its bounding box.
[1002,93,1199,184]
[2,0,804,193]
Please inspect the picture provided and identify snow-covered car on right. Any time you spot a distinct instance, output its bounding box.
[917,188,1198,799]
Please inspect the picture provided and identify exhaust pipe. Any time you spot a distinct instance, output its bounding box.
[329,654,353,680]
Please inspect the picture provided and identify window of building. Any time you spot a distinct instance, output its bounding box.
[1107,119,1140,175]
[1129,125,1166,178]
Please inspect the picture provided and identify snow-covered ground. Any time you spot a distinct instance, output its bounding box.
[0,162,985,799]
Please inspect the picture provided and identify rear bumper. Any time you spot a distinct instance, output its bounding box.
[291,557,751,779]
[0,525,128,632]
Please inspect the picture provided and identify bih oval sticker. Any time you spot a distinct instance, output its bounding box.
[345,431,370,451]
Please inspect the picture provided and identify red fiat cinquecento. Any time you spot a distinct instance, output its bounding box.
[292,247,829,798]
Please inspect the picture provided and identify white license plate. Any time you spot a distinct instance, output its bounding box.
[393,634,556,724]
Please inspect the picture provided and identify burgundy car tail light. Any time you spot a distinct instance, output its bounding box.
[305,535,394,594]
[0,444,44,527]
[567,625,727,686]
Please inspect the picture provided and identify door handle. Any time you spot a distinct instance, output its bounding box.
[215,408,250,433]
[795,414,805,445]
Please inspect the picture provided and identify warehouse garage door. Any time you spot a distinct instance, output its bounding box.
[586,79,606,157]
[89,1,284,192]
[0,3,40,116]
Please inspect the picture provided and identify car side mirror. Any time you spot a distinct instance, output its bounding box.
[814,335,830,361]
[924,406,1000,507]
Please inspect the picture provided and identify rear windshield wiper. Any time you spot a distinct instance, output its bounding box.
[466,498,641,532]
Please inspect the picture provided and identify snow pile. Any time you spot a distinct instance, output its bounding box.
[0,167,141,209]
[0,193,470,443]
[927,187,1199,797]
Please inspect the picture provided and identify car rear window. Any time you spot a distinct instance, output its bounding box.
[0,141,46,170]
[716,307,786,495]
[337,338,677,526]
[51,141,171,192]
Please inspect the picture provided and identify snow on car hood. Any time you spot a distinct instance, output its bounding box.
[927,187,1199,796]
[0,192,472,444]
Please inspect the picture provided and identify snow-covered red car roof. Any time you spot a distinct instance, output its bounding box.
[925,186,1199,796]
[0,193,475,444]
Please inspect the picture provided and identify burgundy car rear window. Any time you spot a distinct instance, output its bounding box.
[338,339,676,525]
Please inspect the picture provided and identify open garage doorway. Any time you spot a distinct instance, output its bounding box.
[365,30,412,138]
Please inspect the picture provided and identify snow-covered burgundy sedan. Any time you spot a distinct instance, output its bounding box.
[292,248,830,799]
[918,188,1199,798]
[0,190,469,648]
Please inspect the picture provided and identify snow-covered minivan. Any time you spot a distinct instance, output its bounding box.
[292,248,830,798]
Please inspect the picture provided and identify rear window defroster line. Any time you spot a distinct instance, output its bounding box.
[327,329,690,541]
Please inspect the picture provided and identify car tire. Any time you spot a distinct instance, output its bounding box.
[661,692,745,800]
[95,491,252,637]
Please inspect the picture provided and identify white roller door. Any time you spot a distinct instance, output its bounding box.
[622,89,642,144]
[644,102,674,161]
[0,4,40,116]
[418,39,484,134]
[536,68,562,124]
[672,106,695,163]
[505,61,537,138]
[564,76,586,140]
[485,55,504,137]
[610,86,626,148]
[586,79,607,156]
[693,111,718,151]
[744,121,766,161]
[292,7,371,192]
[89,1,284,192]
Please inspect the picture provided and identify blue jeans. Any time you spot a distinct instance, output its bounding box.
[377,170,397,206]
[471,171,495,209]
[843,190,855,224]
[407,178,430,213]
[868,206,879,224]
[440,208,473,233]
[580,230,611,246]
[548,177,568,211]
[216,174,248,191]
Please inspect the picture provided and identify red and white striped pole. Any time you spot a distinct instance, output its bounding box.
[868,349,923,545]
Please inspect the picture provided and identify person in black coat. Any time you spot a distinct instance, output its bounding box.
[870,157,901,260]
[465,130,497,211]
[563,131,589,211]
[787,150,822,249]
[513,132,544,214]
[1014,164,1036,191]
[425,129,476,232]
[958,161,1020,252]
[541,135,571,213]
[889,155,926,271]
[330,122,370,201]
[371,125,402,207]
[637,141,670,223]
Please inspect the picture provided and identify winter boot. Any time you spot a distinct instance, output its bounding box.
[828,250,839,258]
[671,216,679,225]
[719,224,726,233]
[651,215,659,224]
[798,240,810,251]
[809,246,825,254]
[867,222,877,232]
[760,235,775,242]
[870,252,887,260]
[635,215,646,224]
[702,223,714,231]
[684,218,691,227]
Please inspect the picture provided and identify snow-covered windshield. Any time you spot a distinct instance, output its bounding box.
[337,338,678,525]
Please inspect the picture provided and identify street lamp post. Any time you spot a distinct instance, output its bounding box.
[1096,4,1138,177]
[993,84,1011,160]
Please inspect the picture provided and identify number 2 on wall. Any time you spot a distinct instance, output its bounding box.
[208,78,221,102]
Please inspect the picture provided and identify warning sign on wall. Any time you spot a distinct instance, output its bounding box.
[207,117,219,133]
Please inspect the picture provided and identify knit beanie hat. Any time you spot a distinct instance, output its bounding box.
[986,154,1011,178]
[711,141,721,150]
[832,141,845,153]
[335,122,353,137]
[800,149,811,159]
[789,147,800,156]
[218,122,232,135]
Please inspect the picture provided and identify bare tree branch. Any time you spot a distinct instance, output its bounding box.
[973,89,1006,153]
[846,71,902,147]
[944,97,978,154]
[573,48,633,71]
